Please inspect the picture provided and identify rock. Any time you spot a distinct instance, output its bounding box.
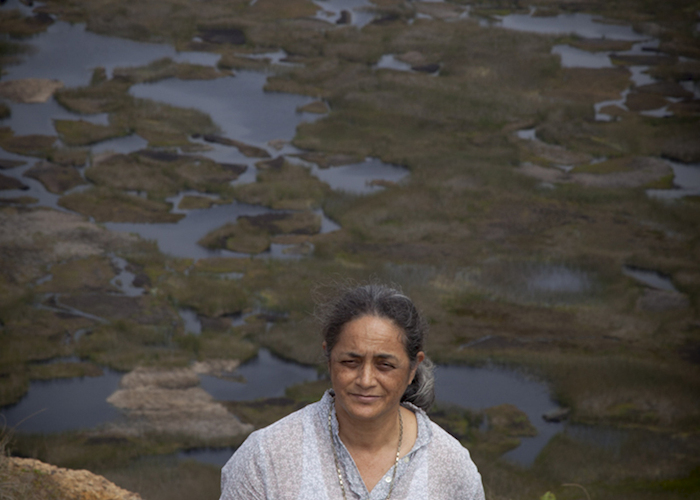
[542,407,571,422]
[0,172,28,190]
[107,367,253,440]
[2,457,142,500]
[23,161,86,194]
[0,78,63,103]
[336,10,352,25]
[636,289,690,312]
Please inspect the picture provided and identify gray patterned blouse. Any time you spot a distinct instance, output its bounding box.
[220,390,485,500]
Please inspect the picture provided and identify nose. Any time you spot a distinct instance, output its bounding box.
[356,363,376,389]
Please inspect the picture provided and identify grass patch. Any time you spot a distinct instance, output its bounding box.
[198,211,321,254]
[23,161,87,194]
[86,151,238,200]
[162,273,249,318]
[54,119,130,147]
[233,160,329,210]
[27,361,104,380]
[59,187,184,223]
[75,321,190,371]
[113,57,228,83]
[35,255,118,294]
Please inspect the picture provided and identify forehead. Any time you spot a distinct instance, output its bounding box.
[335,315,406,356]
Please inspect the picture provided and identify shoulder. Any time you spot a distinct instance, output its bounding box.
[220,401,319,500]
[424,418,485,500]
[228,400,311,463]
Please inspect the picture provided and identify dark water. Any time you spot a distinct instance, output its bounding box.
[0,347,566,466]
[199,348,320,401]
[434,364,562,465]
[129,71,318,150]
[0,368,123,433]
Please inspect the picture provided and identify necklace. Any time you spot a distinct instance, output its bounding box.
[327,402,403,500]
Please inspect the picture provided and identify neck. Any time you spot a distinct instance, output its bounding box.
[334,402,401,452]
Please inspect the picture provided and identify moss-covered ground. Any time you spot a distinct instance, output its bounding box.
[1,0,700,499]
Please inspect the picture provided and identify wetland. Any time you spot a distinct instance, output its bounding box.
[1,1,700,499]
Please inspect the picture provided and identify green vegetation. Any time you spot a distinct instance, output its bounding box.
[53,119,130,147]
[1,0,699,499]
[59,187,184,223]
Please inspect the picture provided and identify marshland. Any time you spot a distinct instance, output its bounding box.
[1,0,699,499]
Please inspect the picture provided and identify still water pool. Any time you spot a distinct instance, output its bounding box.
[0,349,564,466]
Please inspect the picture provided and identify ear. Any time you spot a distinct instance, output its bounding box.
[409,351,425,384]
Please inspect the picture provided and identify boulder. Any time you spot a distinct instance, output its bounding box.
[1,457,142,500]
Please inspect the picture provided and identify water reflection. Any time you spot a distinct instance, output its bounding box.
[104,201,273,260]
[129,71,320,149]
[4,21,220,88]
[104,200,339,260]
[179,308,203,335]
[622,265,677,292]
[0,367,124,433]
[435,364,562,465]
[496,12,648,40]
[302,157,410,194]
[375,55,413,72]
[552,44,614,69]
[199,348,319,401]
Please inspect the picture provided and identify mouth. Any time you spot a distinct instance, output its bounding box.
[350,393,381,403]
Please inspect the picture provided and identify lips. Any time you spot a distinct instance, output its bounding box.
[351,393,380,403]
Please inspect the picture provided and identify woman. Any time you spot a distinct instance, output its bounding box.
[220,284,484,500]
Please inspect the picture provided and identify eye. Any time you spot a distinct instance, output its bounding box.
[341,359,360,367]
[377,362,395,371]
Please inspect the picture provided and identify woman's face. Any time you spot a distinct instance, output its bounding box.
[326,315,424,424]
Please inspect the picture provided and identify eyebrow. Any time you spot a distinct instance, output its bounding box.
[342,352,399,362]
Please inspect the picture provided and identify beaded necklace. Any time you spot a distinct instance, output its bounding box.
[327,403,403,500]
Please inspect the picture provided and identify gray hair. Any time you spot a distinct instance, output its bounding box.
[319,283,435,411]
